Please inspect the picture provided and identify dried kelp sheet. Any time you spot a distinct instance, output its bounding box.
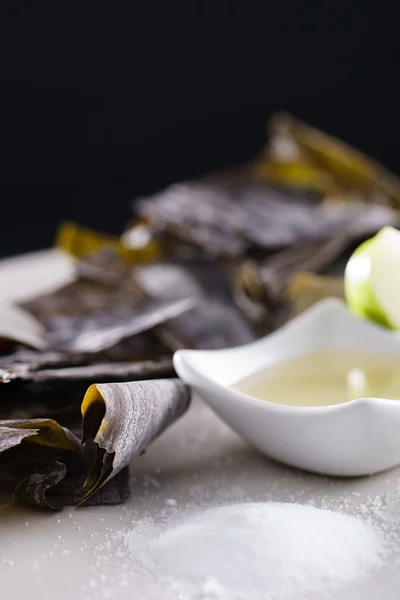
[1,332,172,378]
[235,187,399,250]
[0,419,81,509]
[4,358,174,385]
[136,183,322,258]
[136,181,399,261]
[21,277,194,354]
[136,260,256,349]
[137,184,250,258]
[255,112,400,207]
[233,201,398,325]
[0,355,174,428]
[56,220,162,265]
[135,177,398,335]
[0,379,190,509]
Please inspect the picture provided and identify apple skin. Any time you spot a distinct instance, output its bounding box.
[344,236,393,329]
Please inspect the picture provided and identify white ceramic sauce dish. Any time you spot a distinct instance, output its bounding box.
[173,299,400,477]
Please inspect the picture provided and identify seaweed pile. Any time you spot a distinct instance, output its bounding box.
[1,114,399,510]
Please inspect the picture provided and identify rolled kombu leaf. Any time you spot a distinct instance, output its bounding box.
[81,466,130,506]
[0,378,190,509]
[79,378,190,502]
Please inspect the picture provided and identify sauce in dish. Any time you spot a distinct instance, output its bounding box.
[233,349,400,407]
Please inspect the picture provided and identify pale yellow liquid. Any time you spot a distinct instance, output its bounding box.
[233,349,400,407]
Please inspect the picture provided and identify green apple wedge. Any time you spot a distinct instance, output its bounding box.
[344,226,400,329]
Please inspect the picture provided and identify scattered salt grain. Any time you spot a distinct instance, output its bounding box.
[1,558,14,567]
[165,498,178,507]
[144,502,386,599]
[142,475,160,489]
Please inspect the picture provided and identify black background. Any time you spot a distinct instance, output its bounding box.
[1,1,399,257]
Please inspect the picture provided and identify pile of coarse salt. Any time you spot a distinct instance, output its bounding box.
[134,502,387,600]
